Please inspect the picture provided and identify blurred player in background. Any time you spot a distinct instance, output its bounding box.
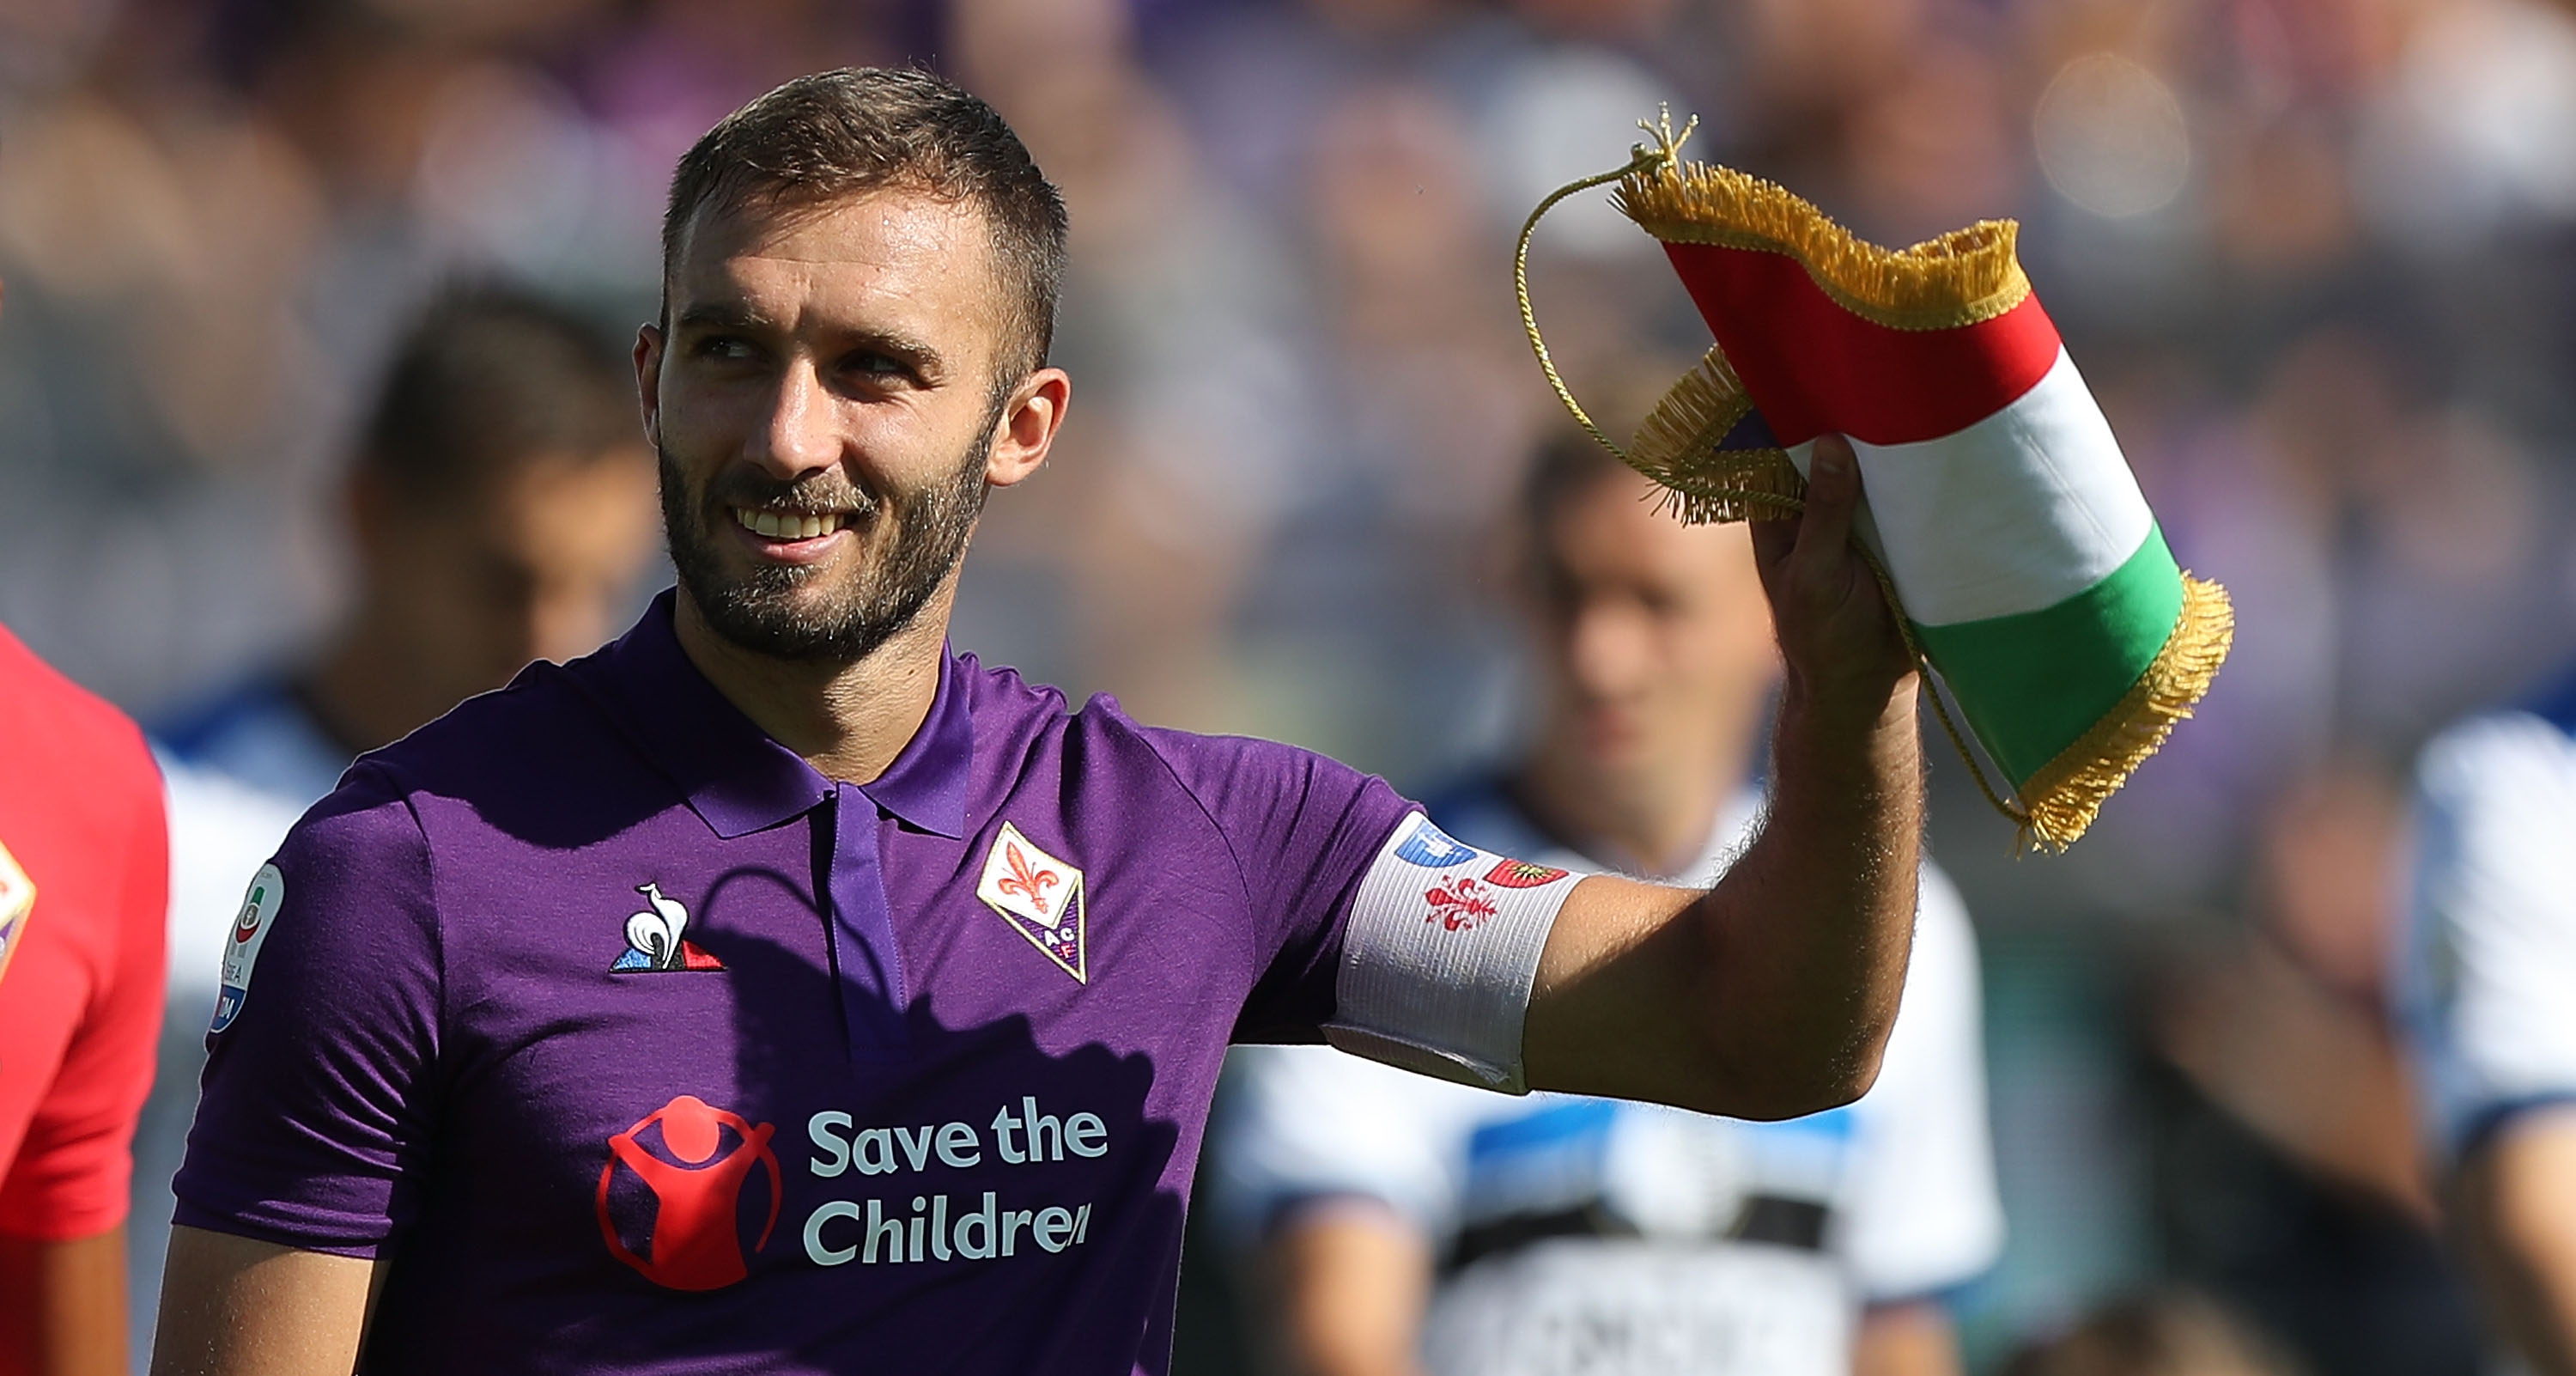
[131,286,659,1361]
[0,594,170,1374]
[2397,655,2576,1375]
[154,286,662,801]
[1216,436,2001,1376]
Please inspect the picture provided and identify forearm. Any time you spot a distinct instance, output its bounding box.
[0,1227,128,1376]
[1696,676,1922,1118]
[1522,681,1920,1116]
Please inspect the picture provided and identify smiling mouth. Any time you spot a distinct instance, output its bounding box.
[731,508,855,541]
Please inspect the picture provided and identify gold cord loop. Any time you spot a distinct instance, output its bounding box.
[1514,108,1697,465]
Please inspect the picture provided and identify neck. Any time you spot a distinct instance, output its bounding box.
[671,584,954,785]
[1513,722,1753,881]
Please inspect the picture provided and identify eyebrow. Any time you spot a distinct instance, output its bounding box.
[671,305,950,380]
[673,303,775,334]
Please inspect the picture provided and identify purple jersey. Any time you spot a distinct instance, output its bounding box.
[173,593,1419,1374]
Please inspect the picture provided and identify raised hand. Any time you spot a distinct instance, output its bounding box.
[1747,434,1917,724]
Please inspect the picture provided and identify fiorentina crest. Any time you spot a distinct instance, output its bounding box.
[975,822,1086,983]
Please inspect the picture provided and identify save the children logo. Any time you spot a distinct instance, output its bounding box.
[597,1094,781,1291]
[975,822,1086,983]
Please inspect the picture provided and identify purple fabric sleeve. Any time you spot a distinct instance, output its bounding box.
[1133,727,1418,1043]
[172,764,442,1257]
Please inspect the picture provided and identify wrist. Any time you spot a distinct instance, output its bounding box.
[1779,666,1918,741]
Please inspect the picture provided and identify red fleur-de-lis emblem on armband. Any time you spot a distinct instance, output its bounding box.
[1424,876,1499,932]
[996,842,1060,916]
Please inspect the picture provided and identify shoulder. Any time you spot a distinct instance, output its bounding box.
[1060,680,1384,812]
[276,763,433,874]
[0,622,160,825]
[955,653,1078,766]
[2416,708,2576,819]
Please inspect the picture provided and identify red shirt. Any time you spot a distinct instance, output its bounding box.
[0,621,166,1240]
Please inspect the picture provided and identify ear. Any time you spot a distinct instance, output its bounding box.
[634,322,667,451]
[984,367,1072,490]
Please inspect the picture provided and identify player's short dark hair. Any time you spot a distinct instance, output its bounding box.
[662,66,1069,386]
[358,284,638,508]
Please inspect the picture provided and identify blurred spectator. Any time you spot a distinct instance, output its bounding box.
[152,284,656,800]
[129,284,658,1361]
[2147,756,2485,1376]
[1213,438,2001,1376]
[2002,1292,2300,1376]
[2397,655,2576,1375]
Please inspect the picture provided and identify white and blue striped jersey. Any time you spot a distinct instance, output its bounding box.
[2401,666,2576,1163]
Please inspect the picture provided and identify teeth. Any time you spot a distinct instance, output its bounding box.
[733,508,844,541]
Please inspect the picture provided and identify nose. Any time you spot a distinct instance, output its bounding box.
[1564,596,1652,702]
[745,358,843,480]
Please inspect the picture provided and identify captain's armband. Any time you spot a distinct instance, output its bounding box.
[1325,813,1578,1093]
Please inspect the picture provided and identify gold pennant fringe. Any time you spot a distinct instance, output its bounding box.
[2014,575,2236,851]
[1615,159,2032,332]
[1627,346,1806,523]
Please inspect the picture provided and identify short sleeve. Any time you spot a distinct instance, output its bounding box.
[1133,728,1415,1042]
[171,765,444,1257]
[1834,864,2004,1302]
[0,754,168,1240]
[2398,712,2576,1162]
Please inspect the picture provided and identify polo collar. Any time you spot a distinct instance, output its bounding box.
[587,590,973,840]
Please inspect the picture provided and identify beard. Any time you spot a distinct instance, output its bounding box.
[660,423,993,666]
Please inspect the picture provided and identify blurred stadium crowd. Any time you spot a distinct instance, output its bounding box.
[3,0,2576,1372]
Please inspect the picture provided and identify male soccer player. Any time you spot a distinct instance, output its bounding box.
[153,68,1924,1376]
[2397,656,2576,1375]
[1218,438,2000,1376]
[0,617,170,1376]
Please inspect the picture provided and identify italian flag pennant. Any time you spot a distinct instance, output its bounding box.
[1524,118,2233,849]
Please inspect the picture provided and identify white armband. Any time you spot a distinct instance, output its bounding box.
[1325,813,1580,1094]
